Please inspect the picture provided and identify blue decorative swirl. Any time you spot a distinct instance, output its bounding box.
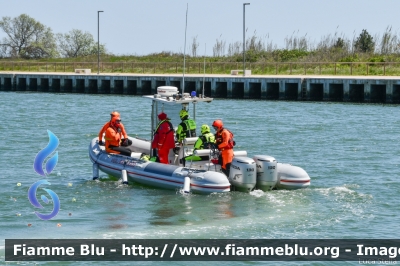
[34,130,59,176]
[28,180,60,220]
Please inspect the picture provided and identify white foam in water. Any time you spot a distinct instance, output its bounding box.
[249,189,265,197]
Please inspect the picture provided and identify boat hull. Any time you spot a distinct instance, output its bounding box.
[89,138,231,194]
[89,137,310,192]
[275,163,311,190]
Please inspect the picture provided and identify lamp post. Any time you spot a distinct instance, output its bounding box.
[243,3,250,77]
[97,11,104,75]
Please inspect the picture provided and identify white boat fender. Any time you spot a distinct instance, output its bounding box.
[193,149,211,156]
[183,176,191,193]
[121,169,128,185]
[92,163,99,180]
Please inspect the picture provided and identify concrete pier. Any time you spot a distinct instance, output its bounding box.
[1,72,400,103]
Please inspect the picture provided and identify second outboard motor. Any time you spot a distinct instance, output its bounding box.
[253,155,278,191]
[229,157,256,192]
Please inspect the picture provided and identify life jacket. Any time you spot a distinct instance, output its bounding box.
[177,118,196,141]
[105,126,122,153]
[198,132,216,149]
[215,128,235,150]
[152,119,176,150]
[154,119,174,136]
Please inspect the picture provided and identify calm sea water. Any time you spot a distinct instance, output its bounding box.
[1,91,400,265]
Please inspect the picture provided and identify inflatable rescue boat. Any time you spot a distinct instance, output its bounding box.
[89,86,310,194]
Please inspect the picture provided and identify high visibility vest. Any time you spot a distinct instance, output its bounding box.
[197,132,216,149]
[177,119,196,141]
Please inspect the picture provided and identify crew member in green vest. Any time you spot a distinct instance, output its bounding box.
[184,124,215,166]
[176,109,197,144]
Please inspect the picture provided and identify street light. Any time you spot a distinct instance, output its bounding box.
[243,3,250,77]
[97,11,104,75]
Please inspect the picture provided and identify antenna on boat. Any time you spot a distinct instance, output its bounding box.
[182,3,188,95]
[202,43,206,98]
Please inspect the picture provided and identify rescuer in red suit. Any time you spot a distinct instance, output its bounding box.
[151,112,175,164]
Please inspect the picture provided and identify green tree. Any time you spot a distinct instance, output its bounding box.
[354,29,375,53]
[334,38,345,49]
[0,14,57,58]
[57,29,106,58]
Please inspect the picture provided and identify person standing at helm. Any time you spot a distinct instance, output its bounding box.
[176,109,197,144]
[152,112,175,164]
[98,111,131,146]
[213,119,235,177]
[105,116,132,156]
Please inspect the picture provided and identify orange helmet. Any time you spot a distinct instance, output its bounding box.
[110,111,120,118]
[212,119,223,130]
[110,116,121,128]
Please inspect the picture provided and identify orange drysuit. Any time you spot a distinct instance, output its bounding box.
[215,128,234,171]
[99,121,127,142]
[105,126,122,154]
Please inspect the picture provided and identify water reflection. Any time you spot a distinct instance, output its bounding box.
[148,192,237,226]
[103,201,129,229]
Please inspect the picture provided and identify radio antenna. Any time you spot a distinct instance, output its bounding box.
[182,3,188,95]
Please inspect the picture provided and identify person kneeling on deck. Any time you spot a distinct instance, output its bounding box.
[176,109,197,144]
[98,111,131,146]
[184,124,216,166]
[152,112,175,164]
[213,119,235,177]
[105,116,132,156]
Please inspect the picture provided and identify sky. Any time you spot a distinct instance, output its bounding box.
[1,0,400,56]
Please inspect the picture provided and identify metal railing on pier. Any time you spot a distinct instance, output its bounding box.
[1,61,399,76]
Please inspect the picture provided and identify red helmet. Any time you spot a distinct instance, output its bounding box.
[212,119,223,130]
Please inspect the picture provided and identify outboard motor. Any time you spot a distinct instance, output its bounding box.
[229,157,256,192]
[253,155,278,191]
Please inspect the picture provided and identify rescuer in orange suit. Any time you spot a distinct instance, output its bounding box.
[98,111,131,146]
[105,116,132,156]
[213,119,235,177]
[152,112,175,164]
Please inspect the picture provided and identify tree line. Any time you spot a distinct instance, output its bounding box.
[0,14,106,59]
[1,14,398,63]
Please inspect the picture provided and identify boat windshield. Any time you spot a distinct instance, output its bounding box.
[143,87,213,137]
